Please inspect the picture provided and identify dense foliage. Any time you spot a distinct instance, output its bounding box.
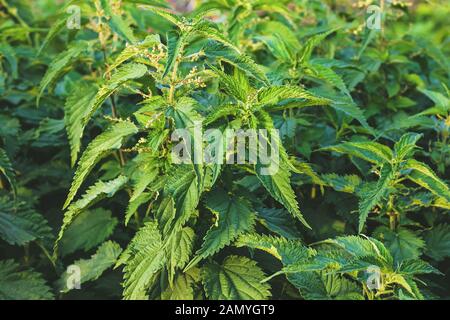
[0,0,449,300]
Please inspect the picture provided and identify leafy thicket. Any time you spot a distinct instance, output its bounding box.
[0,0,449,300]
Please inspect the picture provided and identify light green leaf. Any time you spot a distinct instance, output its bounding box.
[58,241,122,293]
[64,121,137,209]
[202,255,271,300]
[186,190,255,270]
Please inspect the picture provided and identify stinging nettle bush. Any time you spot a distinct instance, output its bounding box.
[0,0,449,300]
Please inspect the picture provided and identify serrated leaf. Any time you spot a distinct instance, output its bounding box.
[58,241,122,293]
[374,227,425,264]
[119,221,166,300]
[59,208,118,257]
[64,82,98,167]
[424,224,450,261]
[404,159,450,202]
[323,141,393,165]
[358,164,395,232]
[64,121,137,209]
[186,190,255,270]
[0,199,52,246]
[0,259,53,300]
[202,255,271,300]
[38,42,87,104]
[55,175,128,254]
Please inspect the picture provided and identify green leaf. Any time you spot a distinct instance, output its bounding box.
[374,227,425,264]
[59,208,118,257]
[160,268,200,300]
[165,226,195,284]
[64,121,137,209]
[0,200,52,246]
[204,41,268,84]
[256,162,310,229]
[321,173,361,193]
[119,221,166,300]
[55,175,128,254]
[164,31,184,78]
[323,141,393,165]
[202,255,271,300]
[358,164,395,232]
[109,35,161,71]
[0,43,18,78]
[58,241,122,293]
[393,133,422,161]
[185,190,256,270]
[258,85,331,110]
[403,159,450,202]
[424,224,450,261]
[86,63,148,125]
[64,82,98,167]
[102,0,137,43]
[38,42,86,104]
[0,148,16,195]
[256,207,298,238]
[0,259,53,300]
[163,165,200,235]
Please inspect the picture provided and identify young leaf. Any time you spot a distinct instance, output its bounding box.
[64,121,137,209]
[0,148,16,195]
[185,190,256,270]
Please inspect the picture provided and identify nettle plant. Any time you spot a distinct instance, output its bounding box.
[0,0,449,300]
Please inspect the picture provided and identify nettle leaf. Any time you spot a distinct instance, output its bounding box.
[358,163,395,233]
[0,259,53,300]
[165,226,195,284]
[393,133,422,161]
[64,82,98,167]
[38,42,87,104]
[59,208,118,257]
[64,121,137,209]
[257,85,331,110]
[58,241,122,293]
[424,224,450,261]
[322,174,361,193]
[88,63,148,121]
[202,255,271,300]
[374,227,425,264]
[119,221,166,300]
[55,175,128,253]
[161,268,200,300]
[256,207,298,238]
[306,63,351,97]
[164,31,185,78]
[0,148,16,194]
[102,0,137,44]
[163,165,201,235]
[323,141,393,165]
[0,200,52,246]
[290,272,364,300]
[256,162,310,229]
[298,29,337,64]
[186,190,256,270]
[204,41,268,84]
[403,159,450,202]
[109,35,161,71]
[0,43,18,79]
